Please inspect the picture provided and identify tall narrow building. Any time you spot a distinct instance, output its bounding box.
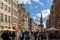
[38,14,44,32]
[18,3,30,32]
[40,14,43,27]
[17,4,24,31]
[17,3,25,31]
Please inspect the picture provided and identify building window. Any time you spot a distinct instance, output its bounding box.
[5,0,10,4]
[13,2,16,6]
[4,5,7,11]
[9,27,11,29]
[5,15,7,23]
[13,10,18,16]
[0,26,4,29]
[8,16,10,23]
[5,26,7,28]
[13,17,17,23]
[8,0,10,4]
[0,2,3,9]
[7,7,10,12]
[5,0,7,2]
[0,13,3,22]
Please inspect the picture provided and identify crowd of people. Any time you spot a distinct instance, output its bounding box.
[0,30,46,40]
[1,30,16,40]
[19,31,46,40]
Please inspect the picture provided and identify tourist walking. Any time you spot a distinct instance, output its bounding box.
[34,32,38,40]
[11,31,16,40]
[25,31,30,40]
[19,31,24,40]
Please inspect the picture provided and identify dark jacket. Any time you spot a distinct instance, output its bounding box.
[1,32,10,40]
[25,34,30,40]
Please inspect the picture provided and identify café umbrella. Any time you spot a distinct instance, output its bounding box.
[46,27,59,40]
[46,27,59,31]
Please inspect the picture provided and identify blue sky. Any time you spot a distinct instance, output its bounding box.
[18,0,53,28]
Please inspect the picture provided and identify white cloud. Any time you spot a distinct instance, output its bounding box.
[30,5,38,9]
[42,9,50,18]
[33,17,36,19]
[33,9,50,28]
[43,22,46,28]
[36,9,50,18]
[36,13,41,17]
[18,0,32,4]
[33,0,40,2]
[18,0,44,6]
[33,17,36,23]
[39,1,44,6]
[32,0,44,6]
[18,0,22,4]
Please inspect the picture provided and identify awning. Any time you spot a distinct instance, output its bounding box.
[46,27,59,31]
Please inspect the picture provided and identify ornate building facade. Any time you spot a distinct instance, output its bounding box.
[18,4,24,31]
[0,0,18,31]
[18,4,30,32]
